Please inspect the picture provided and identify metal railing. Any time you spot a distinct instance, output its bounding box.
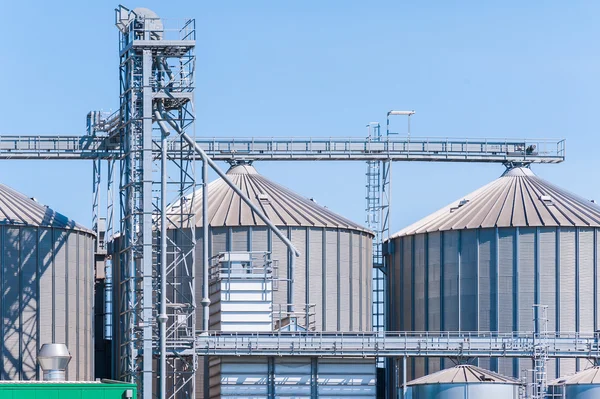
[188,330,600,359]
[0,135,566,163]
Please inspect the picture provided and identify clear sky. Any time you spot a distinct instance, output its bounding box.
[0,1,598,234]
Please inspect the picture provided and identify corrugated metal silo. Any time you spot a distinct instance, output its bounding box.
[111,163,375,398]
[386,166,600,384]
[0,184,95,381]
[547,366,600,398]
[181,163,374,332]
[406,364,521,399]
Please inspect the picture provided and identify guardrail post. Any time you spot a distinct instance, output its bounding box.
[402,355,407,398]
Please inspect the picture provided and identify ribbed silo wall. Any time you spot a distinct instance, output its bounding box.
[1,226,95,381]
[192,226,372,333]
[387,227,600,381]
[547,384,600,399]
[408,383,519,399]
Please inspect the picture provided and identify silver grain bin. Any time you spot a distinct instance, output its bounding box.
[0,184,95,381]
[110,163,375,398]
[547,366,600,399]
[386,166,600,383]
[175,163,374,332]
[406,364,521,399]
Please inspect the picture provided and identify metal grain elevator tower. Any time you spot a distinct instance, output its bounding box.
[112,6,197,399]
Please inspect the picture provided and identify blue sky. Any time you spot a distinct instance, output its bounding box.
[0,1,598,234]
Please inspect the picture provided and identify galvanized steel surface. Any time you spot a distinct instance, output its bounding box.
[0,185,95,382]
[391,167,600,238]
[406,364,519,385]
[387,167,600,386]
[0,184,92,232]
[172,164,372,233]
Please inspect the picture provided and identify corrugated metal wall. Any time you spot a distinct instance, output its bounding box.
[185,225,373,398]
[201,226,372,334]
[211,356,376,398]
[0,226,94,381]
[387,227,600,382]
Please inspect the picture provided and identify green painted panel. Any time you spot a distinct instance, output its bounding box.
[0,383,136,399]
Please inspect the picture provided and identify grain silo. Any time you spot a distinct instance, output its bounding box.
[181,162,374,332]
[547,366,600,398]
[386,166,600,384]
[108,163,376,398]
[0,184,95,381]
[406,364,521,399]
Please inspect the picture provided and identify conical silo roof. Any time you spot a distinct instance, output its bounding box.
[172,164,371,234]
[390,166,600,238]
[549,366,600,385]
[406,364,520,386]
[0,183,91,233]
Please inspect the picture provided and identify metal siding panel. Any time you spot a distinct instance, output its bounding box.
[442,231,459,331]
[251,228,269,252]
[460,230,477,331]
[351,233,360,332]
[230,227,248,252]
[392,237,402,331]
[317,358,376,397]
[518,228,535,374]
[3,227,20,379]
[478,229,495,371]
[560,228,577,375]
[497,228,514,377]
[325,229,338,331]
[274,358,312,397]
[53,230,67,356]
[291,228,307,327]
[38,228,53,378]
[426,232,441,373]
[579,228,594,333]
[308,228,323,331]
[20,227,37,380]
[67,232,77,380]
[478,229,494,332]
[402,236,413,332]
[518,228,535,331]
[272,230,289,319]
[539,227,557,378]
[339,231,350,331]
[211,228,227,255]
[413,235,426,377]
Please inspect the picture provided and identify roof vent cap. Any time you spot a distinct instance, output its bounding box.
[257,193,271,204]
[38,343,71,381]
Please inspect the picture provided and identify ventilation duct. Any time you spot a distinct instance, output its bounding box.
[38,344,71,381]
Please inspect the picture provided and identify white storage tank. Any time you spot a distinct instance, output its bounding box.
[406,364,521,399]
[547,366,600,399]
[0,184,95,381]
[386,166,600,383]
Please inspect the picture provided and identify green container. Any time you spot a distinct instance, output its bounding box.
[0,380,136,399]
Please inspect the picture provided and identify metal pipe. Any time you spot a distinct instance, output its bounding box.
[201,155,210,332]
[403,356,407,398]
[156,106,300,257]
[158,111,168,399]
[154,108,300,331]
[179,131,300,257]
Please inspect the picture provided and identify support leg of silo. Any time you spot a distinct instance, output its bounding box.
[402,356,407,398]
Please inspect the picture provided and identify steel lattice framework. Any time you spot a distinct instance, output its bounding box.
[90,7,199,399]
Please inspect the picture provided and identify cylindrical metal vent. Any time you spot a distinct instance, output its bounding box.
[38,343,71,381]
